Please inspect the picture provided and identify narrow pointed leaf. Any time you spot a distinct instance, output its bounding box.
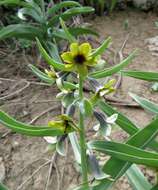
[63,81,78,90]
[47,1,81,16]
[69,133,81,164]
[18,8,43,23]
[129,92,158,114]
[36,38,66,71]
[0,111,69,137]
[97,100,158,151]
[69,27,98,37]
[91,37,112,57]
[89,140,158,167]
[60,18,76,43]
[91,116,158,190]
[88,154,110,180]
[0,0,26,6]
[0,24,43,41]
[48,7,94,26]
[121,70,158,81]
[53,27,98,41]
[28,64,55,84]
[56,136,67,156]
[126,164,152,190]
[89,50,137,79]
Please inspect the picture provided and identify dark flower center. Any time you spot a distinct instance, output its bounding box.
[74,54,86,64]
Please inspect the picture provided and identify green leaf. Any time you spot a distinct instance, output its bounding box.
[88,140,158,167]
[126,164,152,190]
[0,24,44,41]
[48,6,94,26]
[60,18,76,43]
[97,100,158,151]
[151,185,158,190]
[69,27,99,37]
[0,183,9,190]
[121,70,158,81]
[79,99,93,117]
[56,137,66,156]
[88,154,110,180]
[0,0,26,6]
[91,116,158,190]
[0,110,67,137]
[53,27,98,41]
[63,81,78,91]
[36,38,66,71]
[28,64,55,84]
[129,92,158,114]
[89,50,137,79]
[62,93,74,108]
[97,100,138,134]
[110,0,117,12]
[47,1,81,16]
[91,37,112,57]
[69,133,81,164]
[18,7,44,23]
[45,41,62,62]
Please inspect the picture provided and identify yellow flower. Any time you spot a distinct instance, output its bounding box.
[48,114,79,133]
[98,79,116,96]
[61,42,99,77]
[45,66,56,79]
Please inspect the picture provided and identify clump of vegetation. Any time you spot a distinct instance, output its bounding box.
[0,0,97,56]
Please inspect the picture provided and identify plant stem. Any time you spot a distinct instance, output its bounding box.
[79,75,89,189]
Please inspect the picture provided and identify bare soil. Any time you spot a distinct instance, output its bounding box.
[0,10,158,190]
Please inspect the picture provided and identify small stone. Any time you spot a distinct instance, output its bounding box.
[12,141,19,149]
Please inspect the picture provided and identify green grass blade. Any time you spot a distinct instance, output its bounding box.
[121,70,158,81]
[129,92,158,114]
[28,64,55,84]
[36,38,66,71]
[92,110,158,190]
[0,111,66,137]
[89,50,137,79]
[126,164,152,190]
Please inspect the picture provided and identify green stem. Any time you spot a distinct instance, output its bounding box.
[79,75,89,189]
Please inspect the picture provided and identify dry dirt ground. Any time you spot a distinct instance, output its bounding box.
[0,10,158,190]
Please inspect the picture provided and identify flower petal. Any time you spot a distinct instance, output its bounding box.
[70,43,79,56]
[61,52,73,64]
[65,64,75,71]
[79,43,92,57]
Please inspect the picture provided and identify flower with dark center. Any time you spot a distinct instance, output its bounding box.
[61,42,100,77]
